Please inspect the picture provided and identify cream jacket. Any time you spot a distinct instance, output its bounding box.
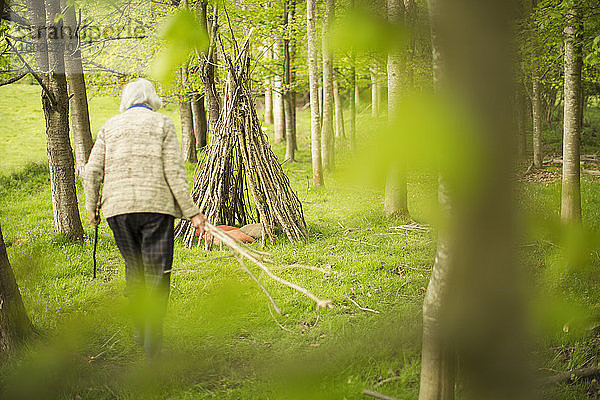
[83,107,200,219]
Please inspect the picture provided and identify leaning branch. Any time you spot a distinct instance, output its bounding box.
[5,38,56,105]
[0,72,27,86]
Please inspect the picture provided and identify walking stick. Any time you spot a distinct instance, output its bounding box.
[93,199,101,279]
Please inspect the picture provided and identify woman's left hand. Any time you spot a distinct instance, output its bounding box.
[88,211,101,227]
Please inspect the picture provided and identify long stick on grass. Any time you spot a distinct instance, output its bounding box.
[203,222,332,310]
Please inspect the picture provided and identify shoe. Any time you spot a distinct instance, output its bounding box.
[144,322,163,361]
[134,327,144,346]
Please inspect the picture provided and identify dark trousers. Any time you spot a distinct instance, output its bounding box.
[107,212,174,356]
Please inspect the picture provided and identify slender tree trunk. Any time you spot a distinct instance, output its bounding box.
[62,0,92,178]
[561,5,582,224]
[355,82,360,109]
[420,182,455,400]
[27,0,84,241]
[531,73,543,167]
[179,97,196,163]
[420,0,528,398]
[265,79,273,124]
[349,65,356,151]
[0,223,33,359]
[384,0,408,218]
[191,92,207,149]
[307,0,323,185]
[283,0,296,161]
[319,83,323,123]
[333,75,345,139]
[321,0,335,171]
[273,41,286,144]
[371,66,379,117]
[515,83,527,158]
[198,1,220,133]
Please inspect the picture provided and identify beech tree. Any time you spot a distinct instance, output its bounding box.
[333,73,345,139]
[383,0,408,218]
[321,0,335,171]
[561,3,583,224]
[283,0,297,161]
[307,0,323,185]
[419,0,527,398]
[25,0,84,241]
[0,223,33,359]
[191,92,208,149]
[61,0,93,177]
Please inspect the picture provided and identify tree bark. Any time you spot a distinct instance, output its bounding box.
[420,0,528,399]
[307,0,323,185]
[62,0,93,178]
[371,66,379,117]
[273,41,286,144]
[0,223,33,359]
[283,0,296,162]
[321,0,335,171]
[265,78,273,124]
[26,0,84,241]
[561,5,582,224]
[349,64,356,151]
[355,81,360,109]
[179,96,196,163]
[515,83,527,158]
[384,0,408,218]
[333,74,345,139]
[197,1,220,134]
[191,92,207,149]
[532,72,543,168]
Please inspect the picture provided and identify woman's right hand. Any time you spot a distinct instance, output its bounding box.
[191,213,207,232]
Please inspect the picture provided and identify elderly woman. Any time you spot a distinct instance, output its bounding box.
[84,78,205,359]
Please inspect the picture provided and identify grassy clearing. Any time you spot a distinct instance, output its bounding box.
[0,84,434,399]
[2,83,600,399]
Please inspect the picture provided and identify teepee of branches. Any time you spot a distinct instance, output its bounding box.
[175,32,307,249]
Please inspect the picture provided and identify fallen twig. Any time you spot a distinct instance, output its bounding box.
[204,222,332,310]
[374,376,402,387]
[347,296,380,314]
[362,389,402,400]
[270,263,333,275]
[539,367,600,386]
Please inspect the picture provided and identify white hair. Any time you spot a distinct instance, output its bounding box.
[119,78,163,113]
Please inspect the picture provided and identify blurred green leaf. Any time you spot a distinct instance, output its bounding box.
[149,9,208,86]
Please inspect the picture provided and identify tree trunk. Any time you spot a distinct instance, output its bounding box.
[384,0,408,218]
[349,65,356,151]
[191,92,207,149]
[355,82,360,109]
[198,1,220,134]
[561,5,582,224]
[307,0,323,185]
[371,66,379,117]
[333,74,345,139]
[319,83,323,123]
[420,182,455,399]
[62,0,93,178]
[27,0,84,241]
[284,0,296,162]
[0,223,33,359]
[321,0,335,171]
[515,83,527,158]
[265,79,273,124]
[532,72,543,168]
[420,0,528,399]
[273,41,286,144]
[179,97,196,163]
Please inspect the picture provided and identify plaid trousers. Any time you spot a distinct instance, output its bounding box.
[107,212,174,313]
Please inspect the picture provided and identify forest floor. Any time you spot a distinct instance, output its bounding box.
[1,83,600,399]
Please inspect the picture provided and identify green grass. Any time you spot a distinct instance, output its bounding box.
[0,84,433,399]
[2,83,600,399]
